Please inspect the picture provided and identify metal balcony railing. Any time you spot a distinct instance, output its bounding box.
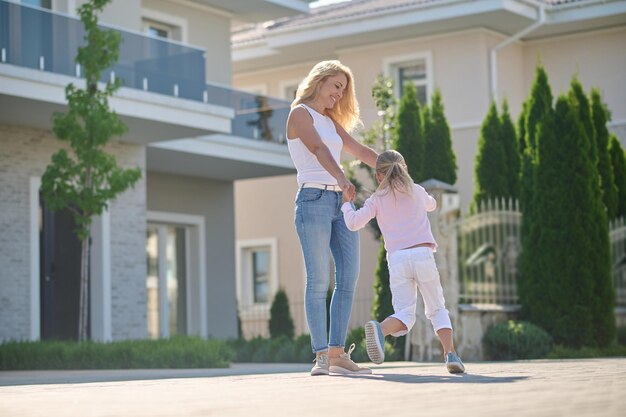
[0,0,291,144]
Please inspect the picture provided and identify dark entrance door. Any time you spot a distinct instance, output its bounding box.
[40,197,84,340]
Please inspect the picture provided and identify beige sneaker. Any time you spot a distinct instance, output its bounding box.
[329,343,372,374]
[311,353,329,376]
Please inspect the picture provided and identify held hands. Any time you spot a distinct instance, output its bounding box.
[338,177,356,202]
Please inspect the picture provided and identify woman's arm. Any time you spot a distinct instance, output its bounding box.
[287,107,355,199]
[332,118,378,168]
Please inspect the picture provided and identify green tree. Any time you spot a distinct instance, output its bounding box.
[500,100,520,199]
[568,81,615,347]
[41,0,141,341]
[609,135,626,218]
[393,82,424,182]
[473,102,507,208]
[269,289,295,339]
[423,89,457,184]
[591,89,619,220]
[372,241,393,322]
[518,65,553,326]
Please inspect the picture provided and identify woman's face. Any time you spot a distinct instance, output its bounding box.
[317,72,348,110]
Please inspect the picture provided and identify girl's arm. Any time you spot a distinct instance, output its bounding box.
[331,118,378,168]
[341,196,377,231]
[288,107,355,199]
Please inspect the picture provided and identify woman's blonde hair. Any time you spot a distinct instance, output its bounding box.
[291,60,361,132]
[376,150,414,199]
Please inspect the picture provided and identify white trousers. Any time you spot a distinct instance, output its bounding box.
[387,246,452,337]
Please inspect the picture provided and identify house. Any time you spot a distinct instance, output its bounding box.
[0,0,311,342]
[232,0,626,339]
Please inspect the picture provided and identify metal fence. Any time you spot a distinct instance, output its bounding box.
[458,199,521,305]
[611,217,626,309]
[458,198,626,309]
[238,297,374,340]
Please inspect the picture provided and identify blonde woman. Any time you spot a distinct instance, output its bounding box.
[342,150,465,374]
[286,60,377,376]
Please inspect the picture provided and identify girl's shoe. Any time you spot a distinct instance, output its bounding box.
[445,352,466,374]
[329,344,372,374]
[311,353,329,376]
[364,320,385,364]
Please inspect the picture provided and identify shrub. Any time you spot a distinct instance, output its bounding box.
[269,289,295,339]
[483,320,553,360]
[0,337,232,370]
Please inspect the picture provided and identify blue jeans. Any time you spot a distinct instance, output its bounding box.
[294,187,360,353]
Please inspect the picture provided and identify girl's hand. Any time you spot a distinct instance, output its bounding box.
[342,191,351,204]
[338,177,355,201]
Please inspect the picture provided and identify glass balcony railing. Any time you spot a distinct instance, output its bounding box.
[0,0,291,144]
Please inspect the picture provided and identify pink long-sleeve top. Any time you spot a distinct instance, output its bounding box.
[341,183,438,254]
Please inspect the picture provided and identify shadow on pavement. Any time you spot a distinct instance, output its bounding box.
[334,373,529,384]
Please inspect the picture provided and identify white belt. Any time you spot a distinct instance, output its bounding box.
[302,183,342,192]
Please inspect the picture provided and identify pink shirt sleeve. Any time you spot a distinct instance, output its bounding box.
[341,196,377,231]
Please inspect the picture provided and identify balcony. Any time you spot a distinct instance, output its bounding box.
[0,0,291,149]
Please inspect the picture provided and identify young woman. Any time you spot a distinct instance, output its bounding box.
[286,60,377,376]
[342,150,465,374]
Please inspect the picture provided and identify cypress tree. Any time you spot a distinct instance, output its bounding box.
[372,241,393,322]
[609,135,626,218]
[393,82,424,182]
[423,89,457,184]
[500,100,520,199]
[568,81,615,347]
[518,65,553,327]
[530,95,596,347]
[473,102,507,208]
[269,289,295,339]
[591,89,619,220]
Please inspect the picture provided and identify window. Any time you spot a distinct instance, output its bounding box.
[279,78,302,101]
[236,239,278,339]
[141,9,187,43]
[143,19,173,40]
[384,52,433,106]
[146,224,188,339]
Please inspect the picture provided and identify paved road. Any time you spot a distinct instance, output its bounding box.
[1,359,624,417]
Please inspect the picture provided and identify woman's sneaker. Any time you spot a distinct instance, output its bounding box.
[311,353,329,376]
[329,344,372,374]
[364,320,385,364]
[445,352,466,374]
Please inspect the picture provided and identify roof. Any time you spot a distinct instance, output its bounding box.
[231,0,599,46]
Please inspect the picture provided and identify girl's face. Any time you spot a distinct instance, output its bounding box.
[317,73,347,110]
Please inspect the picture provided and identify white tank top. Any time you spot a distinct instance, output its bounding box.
[287,103,343,186]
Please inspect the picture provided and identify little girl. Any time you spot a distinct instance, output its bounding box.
[341,150,465,374]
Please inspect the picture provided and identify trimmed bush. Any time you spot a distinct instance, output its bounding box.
[269,289,295,339]
[483,320,553,360]
[0,336,232,370]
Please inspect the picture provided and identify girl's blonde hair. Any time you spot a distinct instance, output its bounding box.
[376,150,414,199]
[291,60,361,132]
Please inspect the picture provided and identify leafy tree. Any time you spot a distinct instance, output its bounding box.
[591,90,618,220]
[500,100,520,199]
[609,135,626,218]
[269,289,295,339]
[393,82,424,182]
[473,102,507,208]
[423,89,457,184]
[41,0,141,341]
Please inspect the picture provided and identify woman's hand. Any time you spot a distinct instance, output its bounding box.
[338,177,356,201]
